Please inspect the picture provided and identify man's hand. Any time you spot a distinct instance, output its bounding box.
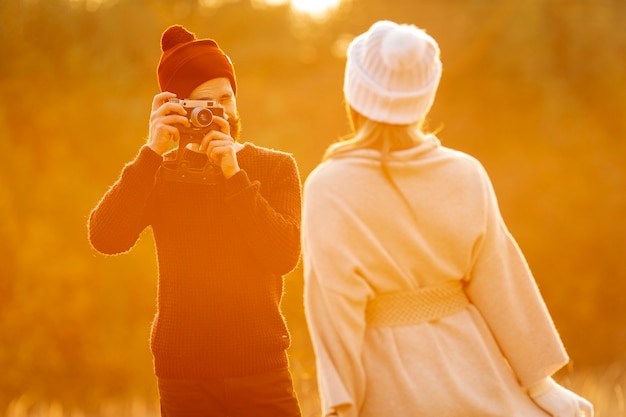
[197,114,240,179]
[147,91,189,156]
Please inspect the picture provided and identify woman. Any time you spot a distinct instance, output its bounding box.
[302,20,593,417]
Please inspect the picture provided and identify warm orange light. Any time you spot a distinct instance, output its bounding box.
[256,0,342,18]
[291,0,341,18]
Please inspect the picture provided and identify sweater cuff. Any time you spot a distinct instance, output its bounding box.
[527,377,555,397]
[225,169,252,194]
[136,145,164,168]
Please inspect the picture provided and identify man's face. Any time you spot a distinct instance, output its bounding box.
[188,77,241,141]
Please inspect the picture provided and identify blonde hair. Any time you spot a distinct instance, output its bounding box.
[323,105,428,162]
[323,105,434,223]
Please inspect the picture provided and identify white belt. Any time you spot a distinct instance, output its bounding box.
[366,281,469,328]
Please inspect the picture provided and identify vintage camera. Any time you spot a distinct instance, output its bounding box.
[168,98,224,142]
[161,98,225,185]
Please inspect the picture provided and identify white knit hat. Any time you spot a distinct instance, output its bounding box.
[344,20,442,125]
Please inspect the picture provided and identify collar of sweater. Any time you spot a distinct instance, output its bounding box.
[332,134,441,163]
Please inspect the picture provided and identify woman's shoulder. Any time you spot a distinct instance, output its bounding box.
[436,144,489,176]
[303,159,338,190]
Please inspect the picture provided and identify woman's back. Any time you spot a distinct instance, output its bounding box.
[304,136,484,292]
[303,137,560,416]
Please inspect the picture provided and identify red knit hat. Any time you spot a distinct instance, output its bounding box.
[157,25,237,99]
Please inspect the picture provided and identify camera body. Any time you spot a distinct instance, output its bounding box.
[168,98,224,142]
[161,98,225,184]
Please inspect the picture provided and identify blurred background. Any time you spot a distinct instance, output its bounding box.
[0,0,624,415]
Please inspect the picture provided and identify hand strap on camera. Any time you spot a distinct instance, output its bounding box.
[160,135,222,185]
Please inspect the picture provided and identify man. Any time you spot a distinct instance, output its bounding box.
[88,25,302,417]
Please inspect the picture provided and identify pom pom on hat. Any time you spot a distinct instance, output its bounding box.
[161,25,196,51]
[344,20,442,125]
[157,24,237,99]
[381,25,426,69]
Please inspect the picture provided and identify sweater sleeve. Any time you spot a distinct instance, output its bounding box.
[224,153,302,275]
[88,145,162,255]
[302,171,372,417]
[465,164,569,388]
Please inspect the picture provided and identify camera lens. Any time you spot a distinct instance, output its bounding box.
[189,107,213,128]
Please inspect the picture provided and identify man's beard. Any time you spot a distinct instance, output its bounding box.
[229,112,242,142]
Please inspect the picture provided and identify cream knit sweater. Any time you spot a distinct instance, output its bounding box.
[302,136,568,417]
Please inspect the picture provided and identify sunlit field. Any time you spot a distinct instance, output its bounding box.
[4,362,625,417]
[2,0,625,416]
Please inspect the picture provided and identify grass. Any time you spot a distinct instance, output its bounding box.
[5,397,160,417]
[4,363,623,417]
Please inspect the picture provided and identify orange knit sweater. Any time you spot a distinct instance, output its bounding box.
[89,144,302,378]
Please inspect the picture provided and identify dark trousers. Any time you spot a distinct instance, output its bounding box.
[158,368,302,417]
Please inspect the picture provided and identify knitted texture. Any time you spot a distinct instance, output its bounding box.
[366,281,469,327]
[303,137,569,416]
[344,20,442,125]
[88,143,301,378]
[157,24,237,98]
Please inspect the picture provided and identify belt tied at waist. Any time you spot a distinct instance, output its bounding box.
[366,281,469,328]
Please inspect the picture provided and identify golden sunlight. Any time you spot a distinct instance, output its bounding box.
[66,0,107,12]
[291,0,341,18]
[257,0,342,19]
